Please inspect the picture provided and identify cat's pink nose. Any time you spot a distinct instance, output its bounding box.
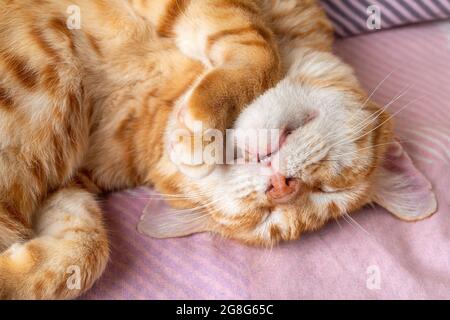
[267,173,301,204]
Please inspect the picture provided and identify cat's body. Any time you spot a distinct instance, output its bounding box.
[0,0,436,299]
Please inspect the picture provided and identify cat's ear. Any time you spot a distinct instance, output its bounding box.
[371,141,437,221]
[138,200,210,239]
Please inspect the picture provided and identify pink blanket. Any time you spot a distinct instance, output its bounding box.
[83,20,450,300]
[320,0,450,37]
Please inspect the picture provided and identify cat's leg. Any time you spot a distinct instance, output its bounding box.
[0,124,107,299]
[0,186,108,300]
[172,0,281,127]
[0,2,110,298]
[132,0,282,176]
[132,0,282,127]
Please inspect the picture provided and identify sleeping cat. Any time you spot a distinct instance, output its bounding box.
[0,0,436,299]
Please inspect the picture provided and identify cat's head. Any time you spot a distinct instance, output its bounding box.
[141,50,437,246]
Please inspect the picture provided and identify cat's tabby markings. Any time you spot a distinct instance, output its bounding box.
[0,0,436,300]
[0,0,280,299]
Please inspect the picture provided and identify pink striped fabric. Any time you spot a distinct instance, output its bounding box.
[82,20,450,300]
[320,0,450,37]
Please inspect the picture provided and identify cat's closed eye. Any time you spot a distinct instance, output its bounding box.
[317,185,348,193]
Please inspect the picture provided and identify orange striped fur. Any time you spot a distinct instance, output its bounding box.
[0,0,281,299]
[0,0,400,299]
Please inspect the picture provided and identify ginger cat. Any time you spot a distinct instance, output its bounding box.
[0,0,436,299]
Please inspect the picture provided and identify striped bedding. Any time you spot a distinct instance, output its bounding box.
[82,16,450,299]
[320,0,450,37]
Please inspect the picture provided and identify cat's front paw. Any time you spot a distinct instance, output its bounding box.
[168,104,217,179]
[168,68,241,179]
